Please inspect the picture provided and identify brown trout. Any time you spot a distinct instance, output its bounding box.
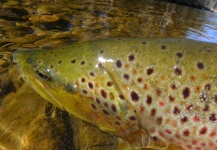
[13,38,217,150]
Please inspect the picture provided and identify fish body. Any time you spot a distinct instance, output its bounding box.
[13,38,217,150]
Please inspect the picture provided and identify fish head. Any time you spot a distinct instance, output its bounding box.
[13,44,136,133]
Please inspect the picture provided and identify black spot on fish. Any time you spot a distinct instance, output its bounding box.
[146,95,152,105]
[100,90,107,99]
[199,127,207,135]
[209,113,216,122]
[176,52,183,58]
[102,109,109,115]
[88,82,93,89]
[90,72,95,77]
[123,74,130,80]
[128,55,135,61]
[174,67,182,75]
[183,87,190,99]
[151,108,156,116]
[71,59,76,63]
[58,60,62,64]
[119,94,125,100]
[180,116,188,123]
[173,106,180,115]
[129,116,136,121]
[186,104,193,111]
[95,97,101,104]
[91,104,96,109]
[116,60,122,68]
[131,91,139,102]
[103,102,108,108]
[98,63,103,68]
[205,84,211,90]
[157,117,163,125]
[107,81,112,87]
[115,121,120,125]
[197,62,204,70]
[81,61,85,65]
[161,45,166,50]
[171,84,177,90]
[142,41,147,45]
[147,68,154,75]
[203,105,209,111]
[82,89,88,94]
[50,65,53,69]
[100,50,104,54]
[152,136,158,141]
[81,78,86,83]
[169,95,175,102]
[111,104,117,112]
[137,77,143,83]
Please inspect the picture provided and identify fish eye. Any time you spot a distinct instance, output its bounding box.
[35,69,51,81]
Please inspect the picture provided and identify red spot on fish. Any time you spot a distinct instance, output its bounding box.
[183,129,190,136]
[140,105,145,112]
[143,84,148,90]
[103,102,108,108]
[195,147,201,150]
[186,145,192,149]
[159,101,164,106]
[193,115,200,122]
[190,75,196,82]
[175,134,180,139]
[199,127,207,135]
[165,129,172,134]
[209,131,216,137]
[158,131,164,137]
[195,85,201,92]
[201,142,206,147]
[192,140,198,145]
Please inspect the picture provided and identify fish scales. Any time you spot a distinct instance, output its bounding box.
[13,38,217,150]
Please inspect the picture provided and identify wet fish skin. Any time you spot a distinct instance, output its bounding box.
[13,38,217,150]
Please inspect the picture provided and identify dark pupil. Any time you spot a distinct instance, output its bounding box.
[36,70,49,80]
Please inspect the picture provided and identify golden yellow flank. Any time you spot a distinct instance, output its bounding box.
[14,38,217,150]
